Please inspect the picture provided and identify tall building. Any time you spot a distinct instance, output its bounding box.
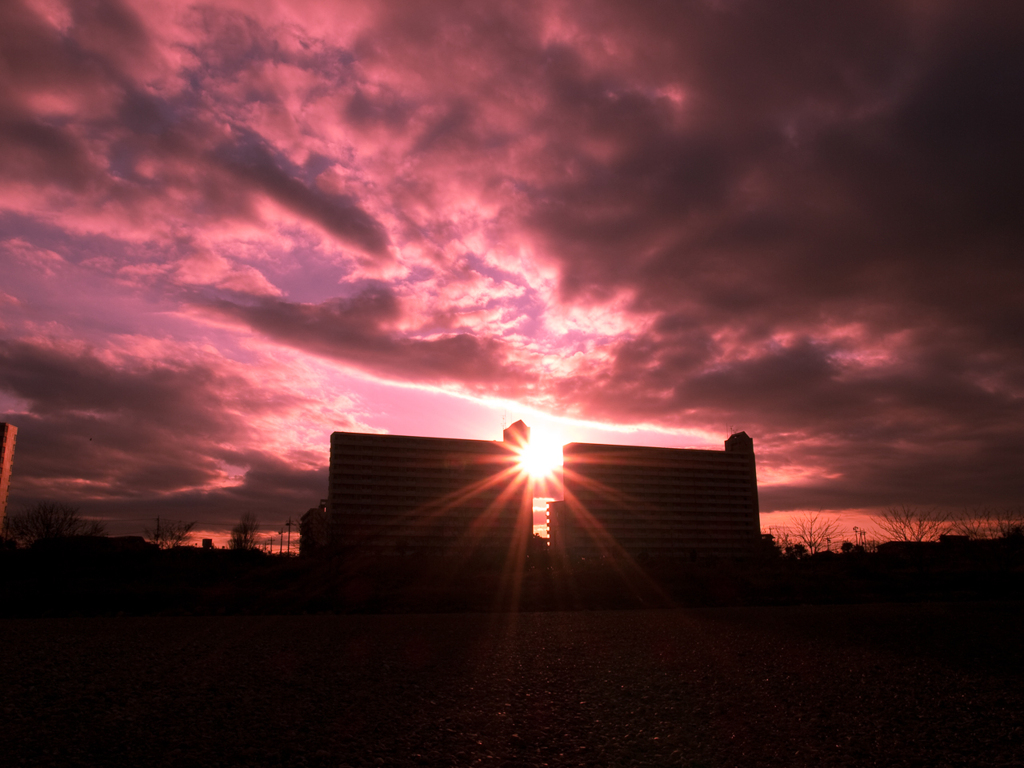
[0,422,17,536]
[328,422,533,555]
[548,432,760,559]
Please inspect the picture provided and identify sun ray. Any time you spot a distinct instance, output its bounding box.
[514,429,564,482]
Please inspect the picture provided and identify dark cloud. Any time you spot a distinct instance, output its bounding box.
[556,324,1024,509]
[80,456,330,536]
[207,285,536,391]
[0,118,97,190]
[69,0,153,74]
[345,87,414,131]
[0,0,388,257]
[215,139,391,257]
[0,1,103,95]
[478,1,1024,509]
[492,3,1023,313]
[0,340,332,526]
[0,4,105,190]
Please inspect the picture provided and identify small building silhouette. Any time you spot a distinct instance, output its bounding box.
[300,499,330,555]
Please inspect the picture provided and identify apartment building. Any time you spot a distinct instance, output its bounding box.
[548,432,760,559]
[327,422,533,555]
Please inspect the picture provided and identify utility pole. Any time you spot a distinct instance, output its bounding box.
[278,528,284,555]
[285,517,295,555]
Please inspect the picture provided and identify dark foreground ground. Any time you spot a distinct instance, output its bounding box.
[3,603,1022,767]
[4,541,1023,615]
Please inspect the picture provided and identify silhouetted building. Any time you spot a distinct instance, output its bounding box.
[548,432,760,559]
[502,419,530,449]
[300,498,330,555]
[328,422,533,555]
[0,422,16,536]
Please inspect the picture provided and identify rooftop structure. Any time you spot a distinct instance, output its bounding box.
[548,432,760,559]
[0,423,16,536]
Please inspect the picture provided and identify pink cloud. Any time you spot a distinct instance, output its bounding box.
[1,0,1023,535]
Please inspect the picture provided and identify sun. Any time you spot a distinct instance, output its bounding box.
[517,432,564,480]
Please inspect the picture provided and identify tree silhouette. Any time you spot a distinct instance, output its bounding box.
[995,508,1024,540]
[787,543,808,559]
[791,511,844,554]
[7,502,106,547]
[947,507,1006,539]
[228,512,261,550]
[874,505,947,542]
[767,528,793,554]
[144,517,197,549]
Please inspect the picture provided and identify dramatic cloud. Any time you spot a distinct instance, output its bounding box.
[0,337,352,530]
[2,0,1022,536]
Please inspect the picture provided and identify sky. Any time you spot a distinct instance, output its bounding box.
[1,0,1022,542]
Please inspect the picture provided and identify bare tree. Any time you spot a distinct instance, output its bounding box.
[994,507,1024,539]
[144,517,197,549]
[873,505,948,542]
[949,508,997,540]
[765,527,790,548]
[228,512,261,550]
[7,502,106,547]
[791,511,844,554]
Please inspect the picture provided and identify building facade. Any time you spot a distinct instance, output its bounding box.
[548,432,760,559]
[0,422,16,536]
[328,422,533,555]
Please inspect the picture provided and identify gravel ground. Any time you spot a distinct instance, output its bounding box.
[2,603,1022,767]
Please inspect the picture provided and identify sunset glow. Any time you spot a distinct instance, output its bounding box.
[517,433,564,481]
[0,1,1021,539]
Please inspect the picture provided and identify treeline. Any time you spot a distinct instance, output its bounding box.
[1,529,1021,617]
[762,506,1024,558]
[1,500,1022,616]
[7,501,1021,557]
[1,503,287,552]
